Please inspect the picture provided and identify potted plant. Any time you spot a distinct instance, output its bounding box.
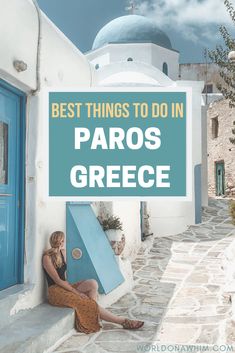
[98,215,125,256]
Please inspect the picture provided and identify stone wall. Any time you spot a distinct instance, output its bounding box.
[207,99,235,197]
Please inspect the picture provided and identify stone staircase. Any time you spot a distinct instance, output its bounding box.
[0,285,74,353]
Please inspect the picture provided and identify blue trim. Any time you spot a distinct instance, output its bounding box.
[0,79,25,97]
[0,79,26,285]
[194,164,202,224]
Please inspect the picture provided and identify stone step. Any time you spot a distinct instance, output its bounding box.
[0,303,74,353]
[0,284,34,330]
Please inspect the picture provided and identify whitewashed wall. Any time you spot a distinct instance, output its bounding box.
[93,62,173,87]
[27,12,93,308]
[0,0,37,90]
[148,81,204,236]
[112,201,141,260]
[0,0,92,310]
[152,45,179,81]
[87,42,179,81]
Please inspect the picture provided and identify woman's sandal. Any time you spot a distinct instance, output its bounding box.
[122,319,144,330]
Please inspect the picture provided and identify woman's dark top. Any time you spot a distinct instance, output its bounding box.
[44,250,67,287]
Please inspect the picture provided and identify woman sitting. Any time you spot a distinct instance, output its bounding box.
[42,231,144,334]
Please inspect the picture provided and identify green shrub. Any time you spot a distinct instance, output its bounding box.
[230,201,235,226]
[98,215,123,231]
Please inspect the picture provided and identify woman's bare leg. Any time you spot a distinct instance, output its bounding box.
[74,279,143,328]
[98,305,125,325]
[75,279,99,301]
[98,306,143,328]
[75,282,125,324]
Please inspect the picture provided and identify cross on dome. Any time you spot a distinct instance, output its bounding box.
[125,0,138,15]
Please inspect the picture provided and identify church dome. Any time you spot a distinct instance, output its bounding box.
[92,15,172,51]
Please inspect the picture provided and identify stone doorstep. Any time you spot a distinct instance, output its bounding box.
[0,304,74,353]
[0,284,34,330]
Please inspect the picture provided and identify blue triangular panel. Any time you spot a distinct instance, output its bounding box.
[66,203,124,294]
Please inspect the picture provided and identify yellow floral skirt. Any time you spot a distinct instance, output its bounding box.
[48,282,101,334]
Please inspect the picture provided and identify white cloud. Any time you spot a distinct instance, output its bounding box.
[136,0,234,43]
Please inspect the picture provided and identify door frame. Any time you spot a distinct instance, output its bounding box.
[0,79,26,286]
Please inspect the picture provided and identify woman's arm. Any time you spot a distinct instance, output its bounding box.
[43,254,78,295]
[61,248,67,280]
[61,248,66,263]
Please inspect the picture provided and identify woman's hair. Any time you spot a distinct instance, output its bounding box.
[43,231,65,268]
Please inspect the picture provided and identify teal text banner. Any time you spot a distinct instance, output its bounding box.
[49,91,187,197]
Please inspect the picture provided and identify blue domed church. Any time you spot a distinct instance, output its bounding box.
[87,15,180,83]
[92,15,172,51]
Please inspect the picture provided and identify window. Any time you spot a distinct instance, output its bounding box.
[0,122,8,184]
[162,62,168,76]
[211,116,219,139]
[203,84,213,93]
[95,64,99,70]
[127,57,133,62]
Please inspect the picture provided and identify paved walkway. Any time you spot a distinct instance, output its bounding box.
[53,199,235,353]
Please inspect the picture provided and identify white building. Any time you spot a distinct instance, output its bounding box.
[179,63,223,94]
[87,14,208,236]
[0,3,207,352]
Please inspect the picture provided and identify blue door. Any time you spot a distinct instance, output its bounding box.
[216,162,225,196]
[0,82,25,291]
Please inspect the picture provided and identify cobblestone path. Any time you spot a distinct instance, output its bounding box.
[53,199,235,353]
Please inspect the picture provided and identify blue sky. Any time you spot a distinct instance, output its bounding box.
[37,0,233,63]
